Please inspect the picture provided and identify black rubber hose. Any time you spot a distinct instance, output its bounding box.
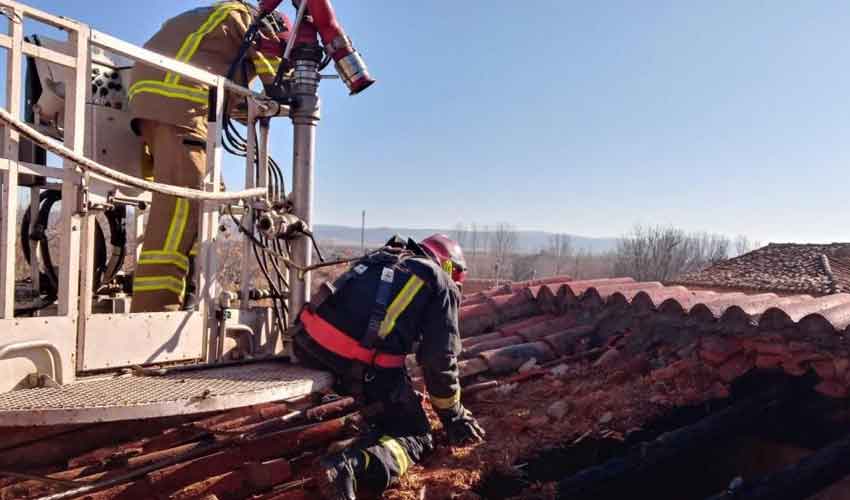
[101,206,127,285]
[20,190,109,296]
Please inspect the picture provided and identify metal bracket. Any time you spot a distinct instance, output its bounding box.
[0,340,63,384]
[26,372,60,388]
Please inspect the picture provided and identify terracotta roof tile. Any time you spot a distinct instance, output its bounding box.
[674,243,850,295]
[9,276,850,499]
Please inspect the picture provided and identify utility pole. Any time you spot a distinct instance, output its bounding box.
[361,210,366,254]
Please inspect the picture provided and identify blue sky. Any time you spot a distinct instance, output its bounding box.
[21,1,850,243]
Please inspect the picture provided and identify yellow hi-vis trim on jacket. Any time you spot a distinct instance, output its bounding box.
[128,80,208,105]
[167,2,248,86]
[130,2,249,105]
[133,275,186,296]
[378,275,425,339]
[430,389,461,410]
[130,2,283,106]
[378,436,411,476]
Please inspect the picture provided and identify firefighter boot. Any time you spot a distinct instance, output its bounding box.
[317,449,375,500]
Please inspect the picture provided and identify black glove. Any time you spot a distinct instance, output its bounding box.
[444,408,485,445]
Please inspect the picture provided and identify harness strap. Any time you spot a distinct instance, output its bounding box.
[310,262,369,310]
[300,309,406,369]
[360,266,395,350]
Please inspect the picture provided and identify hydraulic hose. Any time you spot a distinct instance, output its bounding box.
[20,190,114,302]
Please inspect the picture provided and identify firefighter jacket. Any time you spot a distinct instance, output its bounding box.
[303,239,466,423]
[128,1,281,135]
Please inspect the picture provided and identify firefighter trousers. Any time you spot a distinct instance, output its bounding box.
[131,120,206,313]
[294,333,434,494]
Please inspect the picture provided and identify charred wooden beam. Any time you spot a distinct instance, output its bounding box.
[704,431,850,500]
[556,388,789,500]
[34,412,364,500]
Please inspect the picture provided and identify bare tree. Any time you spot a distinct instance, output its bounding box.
[734,235,752,257]
[572,248,585,280]
[468,223,479,275]
[549,233,572,275]
[491,223,517,281]
[480,225,491,263]
[613,225,729,281]
[512,253,541,281]
[452,223,469,249]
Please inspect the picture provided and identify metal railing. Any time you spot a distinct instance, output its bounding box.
[0,0,317,385]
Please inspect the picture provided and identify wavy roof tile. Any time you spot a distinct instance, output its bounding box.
[6,277,850,499]
[454,277,850,400]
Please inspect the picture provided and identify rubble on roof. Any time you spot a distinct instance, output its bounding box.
[674,243,850,295]
[5,277,850,499]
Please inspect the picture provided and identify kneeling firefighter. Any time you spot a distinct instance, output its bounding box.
[293,234,486,499]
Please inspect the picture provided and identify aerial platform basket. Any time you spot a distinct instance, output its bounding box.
[0,0,331,425]
[0,362,334,426]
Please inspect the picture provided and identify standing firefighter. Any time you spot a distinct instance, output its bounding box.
[127,1,290,312]
[293,234,486,500]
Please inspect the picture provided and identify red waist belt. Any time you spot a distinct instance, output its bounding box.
[300,309,406,369]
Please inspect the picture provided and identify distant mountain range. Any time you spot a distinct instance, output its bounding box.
[314,225,619,254]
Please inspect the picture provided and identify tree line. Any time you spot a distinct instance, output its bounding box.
[450,223,761,283]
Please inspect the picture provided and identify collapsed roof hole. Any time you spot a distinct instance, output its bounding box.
[476,370,850,500]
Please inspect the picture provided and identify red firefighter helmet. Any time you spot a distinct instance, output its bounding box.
[420,234,467,285]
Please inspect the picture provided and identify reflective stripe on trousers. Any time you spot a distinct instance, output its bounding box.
[133,275,186,297]
[131,121,205,313]
[378,436,411,476]
[429,389,461,410]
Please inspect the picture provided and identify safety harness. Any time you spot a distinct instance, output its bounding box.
[300,246,422,391]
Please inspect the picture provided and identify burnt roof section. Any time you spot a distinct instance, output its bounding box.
[6,276,850,499]
[673,243,850,295]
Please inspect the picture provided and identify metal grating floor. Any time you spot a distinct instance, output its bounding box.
[0,362,334,426]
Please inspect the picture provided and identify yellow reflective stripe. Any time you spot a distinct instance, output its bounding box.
[128,80,207,99]
[378,275,425,338]
[430,389,461,410]
[137,199,190,274]
[138,251,189,272]
[168,3,248,85]
[378,436,410,476]
[361,451,371,471]
[164,198,190,253]
[128,80,208,104]
[128,85,207,105]
[253,55,281,75]
[133,276,185,296]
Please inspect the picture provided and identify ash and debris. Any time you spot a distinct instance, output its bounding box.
[4,277,850,499]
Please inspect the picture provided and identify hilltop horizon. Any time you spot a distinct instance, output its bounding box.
[312,224,619,254]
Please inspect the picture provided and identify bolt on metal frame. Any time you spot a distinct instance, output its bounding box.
[0,0,318,389]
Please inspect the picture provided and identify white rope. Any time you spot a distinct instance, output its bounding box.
[0,107,266,202]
